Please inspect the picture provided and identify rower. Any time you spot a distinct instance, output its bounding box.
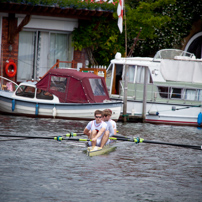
[105,109,117,135]
[83,110,110,148]
[103,109,115,137]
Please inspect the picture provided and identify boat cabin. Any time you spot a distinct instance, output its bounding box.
[36,68,110,103]
[106,49,202,105]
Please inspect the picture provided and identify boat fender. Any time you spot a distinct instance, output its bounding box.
[12,99,15,111]
[53,107,57,118]
[35,103,39,116]
[5,59,17,77]
[197,112,202,126]
[148,111,159,116]
[172,106,176,111]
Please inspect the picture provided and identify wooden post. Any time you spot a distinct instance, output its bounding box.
[56,59,60,68]
[123,64,128,123]
[142,67,148,122]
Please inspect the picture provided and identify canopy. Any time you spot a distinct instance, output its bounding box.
[36,69,110,103]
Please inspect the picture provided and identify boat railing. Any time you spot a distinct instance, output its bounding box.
[118,82,155,101]
[153,49,195,61]
[0,76,19,92]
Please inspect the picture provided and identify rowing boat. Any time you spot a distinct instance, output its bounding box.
[87,144,117,157]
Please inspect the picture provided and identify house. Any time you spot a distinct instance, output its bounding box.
[0,0,115,83]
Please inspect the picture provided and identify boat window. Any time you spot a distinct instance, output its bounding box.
[106,64,113,89]
[128,65,135,82]
[135,66,150,83]
[171,88,183,99]
[50,76,67,92]
[158,86,170,98]
[185,89,196,100]
[36,89,53,100]
[16,85,35,98]
[197,90,202,101]
[89,79,106,96]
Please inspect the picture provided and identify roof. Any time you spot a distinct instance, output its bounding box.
[0,1,115,20]
[48,68,101,79]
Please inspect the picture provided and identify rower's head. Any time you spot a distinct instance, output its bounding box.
[103,109,111,121]
[94,110,103,123]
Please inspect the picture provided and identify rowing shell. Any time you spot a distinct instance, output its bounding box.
[87,144,117,157]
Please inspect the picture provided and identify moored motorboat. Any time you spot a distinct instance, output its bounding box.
[106,49,202,126]
[0,69,122,120]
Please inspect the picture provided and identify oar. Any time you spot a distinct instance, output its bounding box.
[66,132,124,139]
[0,134,90,142]
[1,134,201,151]
[110,137,202,150]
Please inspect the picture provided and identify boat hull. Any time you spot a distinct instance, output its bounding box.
[112,98,202,126]
[87,144,117,157]
[0,93,122,121]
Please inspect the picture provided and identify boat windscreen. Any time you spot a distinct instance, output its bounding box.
[89,78,106,96]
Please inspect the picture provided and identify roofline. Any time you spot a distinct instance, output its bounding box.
[0,2,114,20]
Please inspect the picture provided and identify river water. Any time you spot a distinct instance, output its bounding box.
[0,114,202,202]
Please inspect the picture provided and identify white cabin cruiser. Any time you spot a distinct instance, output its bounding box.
[106,49,202,126]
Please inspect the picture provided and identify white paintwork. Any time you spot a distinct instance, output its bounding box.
[17,15,78,31]
[0,79,122,120]
[108,49,202,126]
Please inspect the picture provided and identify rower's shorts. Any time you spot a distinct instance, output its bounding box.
[87,139,112,147]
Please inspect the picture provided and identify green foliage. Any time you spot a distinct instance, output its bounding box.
[2,0,117,11]
[5,0,202,62]
[72,0,175,64]
[133,0,202,57]
[72,17,125,65]
[126,0,175,56]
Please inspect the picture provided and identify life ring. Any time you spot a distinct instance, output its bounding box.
[5,59,17,77]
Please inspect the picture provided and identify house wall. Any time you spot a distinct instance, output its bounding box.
[0,15,19,82]
[0,14,87,82]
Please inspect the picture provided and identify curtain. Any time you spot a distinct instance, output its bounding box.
[18,31,71,81]
[128,65,135,82]
[37,32,49,79]
[48,33,69,68]
[135,66,150,83]
[17,31,35,81]
[198,90,202,101]
[185,89,196,100]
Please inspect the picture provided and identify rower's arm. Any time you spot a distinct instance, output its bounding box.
[114,129,117,135]
[83,128,90,138]
[96,127,106,138]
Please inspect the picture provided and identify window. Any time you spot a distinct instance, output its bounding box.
[197,90,202,101]
[185,89,196,100]
[135,66,150,83]
[50,76,67,92]
[158,86,169,98]
[36,89,53,100]
[89,79,106,96]
[16,85,35,98]
[18,31,72,82]
[128,65,135,82]
[171,88,183,99]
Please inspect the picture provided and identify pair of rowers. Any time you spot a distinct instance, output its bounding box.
[83,109,117,148]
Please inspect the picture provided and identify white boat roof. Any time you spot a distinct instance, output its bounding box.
[19,81,37,87]
[110,49,202,84]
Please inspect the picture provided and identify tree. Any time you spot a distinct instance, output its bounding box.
[72,0,202,64]
[72,17,125,66]
[133,0,202,57]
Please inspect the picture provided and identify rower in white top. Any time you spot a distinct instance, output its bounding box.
[103,109,117,136]
[83,110,110,148]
